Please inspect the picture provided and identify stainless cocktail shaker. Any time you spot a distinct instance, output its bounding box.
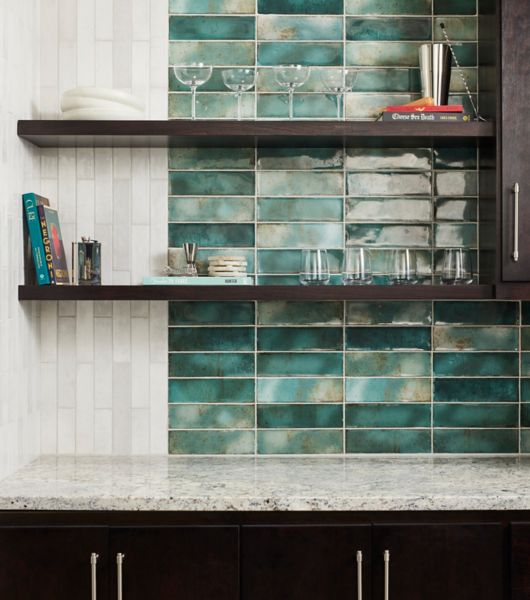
[419,43,452,105]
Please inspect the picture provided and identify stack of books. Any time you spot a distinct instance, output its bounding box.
[381,104,470,122]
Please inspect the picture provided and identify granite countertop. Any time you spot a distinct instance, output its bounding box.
[1,455,530,512]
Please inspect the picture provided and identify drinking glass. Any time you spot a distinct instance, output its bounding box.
[441,248,474,284]
[343,247,373,285]
[222,68,256,121]
[321,68,359,120]
[300,249,330,285]
[275,65,311,119]
[390,249,418,285]
[173,63,213,120]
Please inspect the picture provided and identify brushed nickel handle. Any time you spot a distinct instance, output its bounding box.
[91,553,99,600]
[513,182,520,262]
[356,550,363,600]
[116,553,125,600]
[384,550,390,600]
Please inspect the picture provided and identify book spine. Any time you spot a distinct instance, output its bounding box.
[37,205,56,285]
[22,194,50,285]
[382,112,469,122]
[385,105,463,113]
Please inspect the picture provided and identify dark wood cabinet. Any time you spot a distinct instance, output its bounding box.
[241,525,371,600]
[511,523,530,599]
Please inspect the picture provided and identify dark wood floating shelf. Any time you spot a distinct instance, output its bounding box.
[17,120,496,148]
[18,284,495,301]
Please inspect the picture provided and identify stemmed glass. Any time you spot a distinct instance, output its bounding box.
[275,65,311,119]
[222,68,256,121]
[321,68,359,120]
[173,63,213,120]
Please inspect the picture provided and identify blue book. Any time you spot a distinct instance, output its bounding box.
[22,193,50,285]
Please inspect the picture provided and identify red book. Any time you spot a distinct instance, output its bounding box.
[384,104,464,113]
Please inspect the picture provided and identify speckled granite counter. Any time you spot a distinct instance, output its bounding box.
[1,455,530,512]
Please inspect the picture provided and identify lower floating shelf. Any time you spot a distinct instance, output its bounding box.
[18,284,495,301]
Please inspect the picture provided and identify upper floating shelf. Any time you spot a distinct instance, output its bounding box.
[17,120,496,148]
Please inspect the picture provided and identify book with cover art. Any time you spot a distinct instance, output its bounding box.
[22,193,50,285]
[37,205,70,285]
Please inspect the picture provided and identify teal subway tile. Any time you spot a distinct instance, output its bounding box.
[522,380,530,402]
[258,327,343,351]
[169,301,254,325]
[258,42,343,66]
[345,93,419,119]
[434,224,477,248]
[258,430,343,454]
[169,16,255,40]
[355,67,421,92]
[346,42,424,67]
[451,43,477,67]
[522,404,530,427]
[346,429,431,453]
[434,352,518,377]
[347,172,431,196]
[434,198,478,222]
[522,354,530,376]
[433,430,518,454]
[346,224,431,248]
[168,197,255,223]
[257,223,343,249]
[169,327,254,352]
[170,0,256,14]
[434,404,518,428]
[346,352,431,377]
[169,430,254,454]
[258,404,343,428]
[449,68,477,93]
[257,15,343,41]
[257,148,343,170]
[258,301,343,325]
[522,303,530,325]
[521,430,530,454]
[257,352,343,376]
[433,326,518,351]
[169,379,255,403]
[434,0,476,15]
[259,274,343,285]
[169,171,255,196]
[258,0,344,14]
[169,405,255,429]
[434,147,478,170]
[169,147,255,170]
[257,93,338,119]
[522,329,530,350]
[169,353,254,377]
[257,378,343,403]
[346,301,432,325]
[169,42,255,66]
[346,198,432,222]
[169,92,256,120]
[346,403,431,428]
[257,249,343,274]
[346,17,431,41]
[258,198,343,222]
[168,223,254,248]
[433,378,518,403]
[434,17,477,41]
[346,0,432,14]
[196,248,255,276]
[347,327,431,350]
[346,378,431,403]
[346,148,431,171]
[435,172,478,197]
[259,171,343,196]
[434,302,518,325]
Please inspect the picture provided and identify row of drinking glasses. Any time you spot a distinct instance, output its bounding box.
[173,64,358,120]
[300,248,474,286]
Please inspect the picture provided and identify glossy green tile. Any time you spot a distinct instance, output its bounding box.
[257,148,343,170]
[346,403,431,428]
[170,0,256,13]
[169,147,255,170]
[433,378,518,403]
[434,0,476,15]
[346,148,431,171]
[257,250,343,274]
[258,15,343,40]
[169,197,255,223]
[169,92,256,120]
[346,429,431,453]
[346,41,424,67]
[259,171,343,196]
[346,224,431,248]
[522,404,530,427]
[434,198,477,222]
[449,68,477,93]
[346,352,431,377]
[353,68,421,92]
[169,16,255,40]
[169,379,255,403]
[434,404,518,428]
[346,301,432,325]
[258,430,343,454]
[257,93,338,119]
[258,327,343,351]
[258,198,343,222]
[168,223,254,248]
[521,430,530,454]
[346,0,432,15]
[435,172,478,196]
[346,17,431,41]
[433,17,477,41]
[258,404,343,428]
[521,380,530,402]
[345,93,419,119]
[345,198,432,222]
[450,43,477,67]
[434,352,518,377]
[169,42,255,66]
[170,327,254,351]
[169,353,254,377]
[434,147,477,170]
[433,327,518,351]
[258,301,343,325]
[522,303,530,325]
[433,430,517,454]
[258,0,344,14]
[258,42,343,66]
[521,354,530,376]
[257,378,343,403]
[348,172,431,196]
[169,405,255,429]
[434,224,477,248]
[169,430,254,454]
[434,302,518,325]
[257,353,343,376]
[347,327,431,350]
[169,171,255,196]
[257,223,343,249]
[346,378,431,403]
[169,301,254,325]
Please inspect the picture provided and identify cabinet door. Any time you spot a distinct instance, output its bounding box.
[372,523,504,600]
[241,525,371,600]
[511,523,530,599]
[0,526,108,600]
[501,0,530,280]
[109,526,238,600]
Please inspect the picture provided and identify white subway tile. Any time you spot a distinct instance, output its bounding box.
[149,362,167,454]
[112,301,131,363]
[131,317,150,409]
[76,301,94,363]
[57,316,76,408]
[76,363,95,453]
[94,317,113,408]
[57,408,76,454]
[94,408,113,454]
[95,0,113,41]
[131,408,150,454]
[95,41,114,88]
[76,0,96,86]
[112,362,132,454]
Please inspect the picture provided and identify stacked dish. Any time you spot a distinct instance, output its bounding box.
[208,255,248,277]
[60,87,145,120]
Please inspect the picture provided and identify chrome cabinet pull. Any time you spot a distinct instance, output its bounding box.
[90,553,99,600]
[356,550,363,600]
[513,182,520,262]
[384,550,390,600]
[116,553,125,600]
